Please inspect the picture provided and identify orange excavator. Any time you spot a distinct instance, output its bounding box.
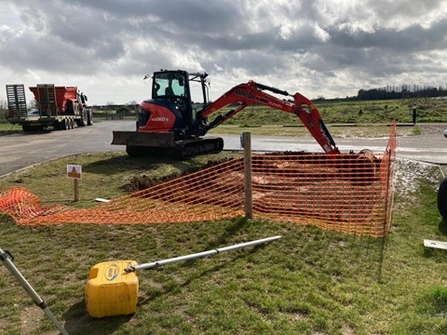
[112,69,340,159]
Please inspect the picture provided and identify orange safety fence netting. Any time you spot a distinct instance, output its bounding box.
[0,125,397,238]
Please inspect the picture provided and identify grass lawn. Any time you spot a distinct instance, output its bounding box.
[1,97,447,334]
[0,122,22,135]
[0,152,447,334]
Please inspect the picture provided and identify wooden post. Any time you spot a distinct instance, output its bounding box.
[67,164,82,202]
[74,179,79,202]
[242,132,253,219]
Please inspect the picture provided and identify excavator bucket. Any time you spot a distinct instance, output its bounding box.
[111,131,176,147]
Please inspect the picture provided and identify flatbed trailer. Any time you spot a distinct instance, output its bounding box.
[6,84,93,132]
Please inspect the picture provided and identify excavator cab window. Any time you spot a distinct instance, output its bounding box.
[152,71,194,128]
[152,72,188,101]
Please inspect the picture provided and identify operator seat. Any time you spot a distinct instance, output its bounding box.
[165,87,174,96]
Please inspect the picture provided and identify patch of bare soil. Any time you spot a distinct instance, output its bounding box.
[121,158,233,192]
[19,305,60,335]
[120,151,445,226]
[121,152,384,224]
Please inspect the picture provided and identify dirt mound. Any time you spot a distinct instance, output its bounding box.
[121,157,234,192]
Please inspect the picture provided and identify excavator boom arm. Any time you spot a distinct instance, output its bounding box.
[197,81,339,154]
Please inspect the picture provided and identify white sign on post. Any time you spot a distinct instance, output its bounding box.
[67,164,82,202]
[67,165,82,179]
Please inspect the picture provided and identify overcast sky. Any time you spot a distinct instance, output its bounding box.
[0,0,446,106]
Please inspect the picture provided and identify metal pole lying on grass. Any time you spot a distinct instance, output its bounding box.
[0,248,70,335]
[125,235,282,273]
[85,235,282,318]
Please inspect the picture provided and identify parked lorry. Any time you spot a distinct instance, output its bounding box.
[6,84,93,132]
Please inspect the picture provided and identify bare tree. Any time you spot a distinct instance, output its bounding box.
[0,98,8,121]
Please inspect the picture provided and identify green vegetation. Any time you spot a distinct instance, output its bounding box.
[219,98,447,126]
[209,124,418,137]
[2,96,447,137]
[0,152,240,207]
[0,122,22,135]
[0,97,447,334]
[0,152,447,334]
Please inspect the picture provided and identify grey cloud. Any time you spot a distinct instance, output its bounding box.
[328,19,447,52]
[0,0,446,104]
[366,0,445,21]
[69,0,242,33]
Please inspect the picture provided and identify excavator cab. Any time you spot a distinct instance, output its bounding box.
[151,70,194,129]
[112,70,222,158]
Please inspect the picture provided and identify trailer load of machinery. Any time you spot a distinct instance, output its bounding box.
[112,69,341,159]
[6,83,93,132]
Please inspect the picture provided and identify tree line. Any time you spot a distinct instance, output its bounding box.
[355,85,447,101]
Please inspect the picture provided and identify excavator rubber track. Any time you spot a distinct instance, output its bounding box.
[176,137,224,159]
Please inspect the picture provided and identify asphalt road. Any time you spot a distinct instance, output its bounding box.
[1,120,447,177]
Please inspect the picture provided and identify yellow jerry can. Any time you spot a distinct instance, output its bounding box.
[85,260,139,318]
